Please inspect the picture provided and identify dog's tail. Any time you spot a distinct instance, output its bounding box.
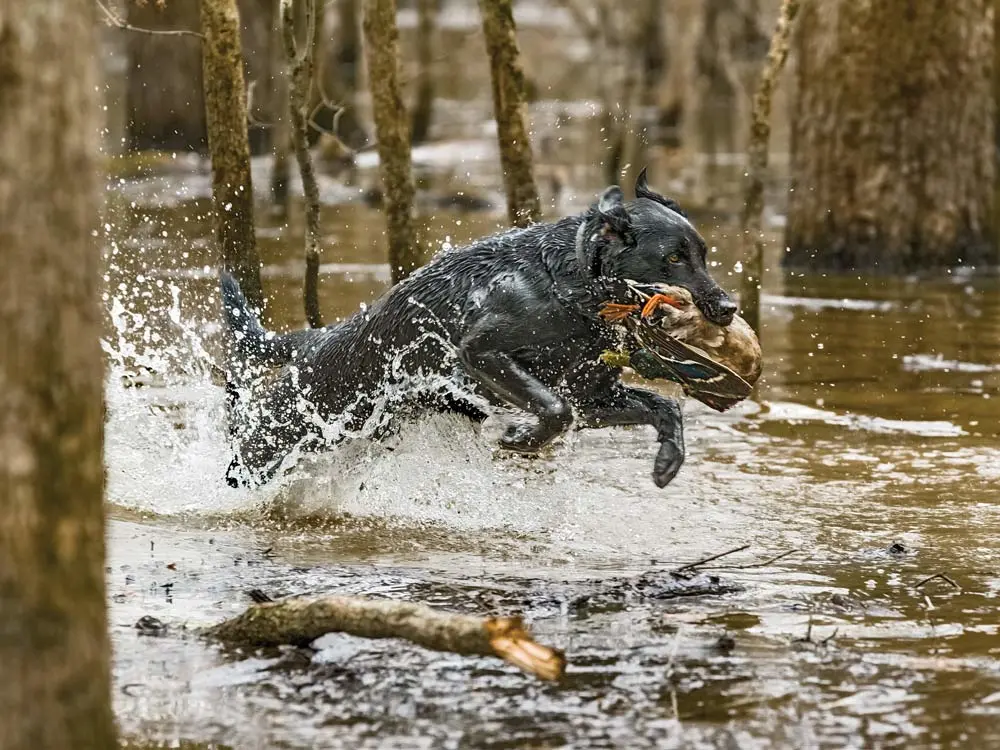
[220,271,326,372]
[220,270,272,368]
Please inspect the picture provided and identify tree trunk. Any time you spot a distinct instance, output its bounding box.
[410,0,439,144]
[785,0,996,273]
[363,0,421,283]
[478,0,541,227]
[281,0,325,328]
[0,2,116,748]
[201,0,265,310]
[739,0,799,334]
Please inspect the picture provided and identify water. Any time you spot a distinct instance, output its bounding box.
[102,154,1000,749]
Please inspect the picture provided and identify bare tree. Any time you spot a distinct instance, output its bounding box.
[786,0,995,272]
[0,1,116,747]
[363,0,421,283]
[739,0,799,333]
[201,0,265,310]
[281,0,325,328]
[410,0,440,144]
[478,0,541,227]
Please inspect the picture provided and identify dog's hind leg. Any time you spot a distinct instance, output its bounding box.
[570,367,685,487]
[225,370,321,487]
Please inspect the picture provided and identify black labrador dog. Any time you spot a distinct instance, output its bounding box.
[221,170,736,489]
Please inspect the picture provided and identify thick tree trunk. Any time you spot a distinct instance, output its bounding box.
[785,0,996,273]
[478,0,541,227]
[0,2,116,748]
[410,0,439,144]
[201,0,265,310]
[363,0,421,283]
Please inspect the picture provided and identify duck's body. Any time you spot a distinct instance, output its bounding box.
[599,283,762,411]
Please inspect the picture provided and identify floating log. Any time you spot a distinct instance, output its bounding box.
[207,594,565,681]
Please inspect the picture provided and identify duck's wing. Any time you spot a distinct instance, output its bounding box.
[629,320,754,412]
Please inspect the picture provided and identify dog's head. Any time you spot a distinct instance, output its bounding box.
[577,168,737,326]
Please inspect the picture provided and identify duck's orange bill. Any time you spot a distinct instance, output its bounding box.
[641,293,683,318]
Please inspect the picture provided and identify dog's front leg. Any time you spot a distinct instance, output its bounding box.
[576,382,685,488]
[458,334,573,453]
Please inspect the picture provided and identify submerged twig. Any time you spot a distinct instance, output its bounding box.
[914,572,961,591]
[207,592,565,681]
[707,549,798,570]
[280,0,324,329]
[738,0,800,333]
[674,544,751,573]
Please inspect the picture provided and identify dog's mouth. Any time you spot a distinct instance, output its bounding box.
[624,281,737,327]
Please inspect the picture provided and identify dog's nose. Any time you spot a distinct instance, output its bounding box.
[708,298,737,327]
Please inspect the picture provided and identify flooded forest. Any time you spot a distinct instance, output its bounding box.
[2,0,1000,748]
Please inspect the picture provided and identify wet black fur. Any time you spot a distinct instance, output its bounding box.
[221,170,736,488]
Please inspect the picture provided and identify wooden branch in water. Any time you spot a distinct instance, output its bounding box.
[207,593,565,681]
[281,0,324,328]
[675,544,751,573]
[738,0,800,334]
[914,572,961,590]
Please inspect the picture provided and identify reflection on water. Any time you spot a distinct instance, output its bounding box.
[104,159,1000,748]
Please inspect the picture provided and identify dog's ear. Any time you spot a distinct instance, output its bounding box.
[635,167,688,219]
[596,185,632,240]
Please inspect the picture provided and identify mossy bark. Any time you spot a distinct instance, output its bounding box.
[200,0,265,310]
[0,2,116,747]
[363,0,421,283]
[478,0,541,227]
[786,0,996,273]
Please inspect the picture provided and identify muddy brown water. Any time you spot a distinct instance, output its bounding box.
[102,156,1000,750]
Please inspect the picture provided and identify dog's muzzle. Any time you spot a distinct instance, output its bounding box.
[702,296,737,327]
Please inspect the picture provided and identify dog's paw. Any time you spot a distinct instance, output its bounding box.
[652,441,684,487]
[499,422,548,454]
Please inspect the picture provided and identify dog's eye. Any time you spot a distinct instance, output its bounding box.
[668,253,681,263]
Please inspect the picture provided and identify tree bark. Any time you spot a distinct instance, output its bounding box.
[785,0,996,273]
[0,2,116,748]
[363,0,421,283]
[410,0,439,144]
[200,0,265,310]
[478,0,541,227]
[739,0,799,334]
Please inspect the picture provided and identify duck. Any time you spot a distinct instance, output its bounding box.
[598,282,762,412]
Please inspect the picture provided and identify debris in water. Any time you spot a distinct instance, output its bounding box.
[134,615,167,637]
[207,591,565,681]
